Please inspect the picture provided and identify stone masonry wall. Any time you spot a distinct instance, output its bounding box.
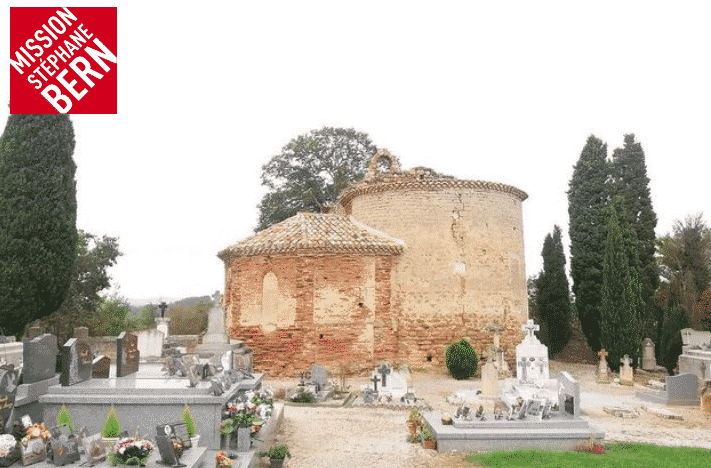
[350,186,528,370]
[223,254,396,376]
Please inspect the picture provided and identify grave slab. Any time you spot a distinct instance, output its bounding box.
[41,372,264,450]
[636,373,699,406]
[22,334,57,384]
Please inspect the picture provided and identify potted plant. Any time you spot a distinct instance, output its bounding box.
[265,444,290,468]
[218,419,234,450]
[232,413,256,451]
[406,409,421,438]
[102,406,121,449]
[181,405,199,447]
[57,405,75,432]
[419,427,436,450]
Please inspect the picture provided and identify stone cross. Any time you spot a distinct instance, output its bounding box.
[598,349,608,363]
[370,375,380,392]
[521,320,540,339]
[377,364,391,387]
[620,355,632,368]
[158,302,168,318]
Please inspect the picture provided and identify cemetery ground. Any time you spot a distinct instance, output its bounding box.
[255,360,711,468]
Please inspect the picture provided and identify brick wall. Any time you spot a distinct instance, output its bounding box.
[224,254,397,376]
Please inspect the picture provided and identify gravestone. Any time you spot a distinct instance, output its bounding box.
[136,329,164,361]
[22,333,58,384]
[557,371,580,417]
[116,332,140,377]
[637,372,699,406]
[480,360,499,399]
[381,368,409,399]
[0,365,20,433]
[641,338,656,371]
[92,355,110,379]
[619,355,634,386]
[310,365,329,391]
[60,338,93,386]
[597,349,611,383]
[680,328,711,354]
[516,320,549,384]
[370,375,380,392]
[196,292,232,358]
[73,327,89,340]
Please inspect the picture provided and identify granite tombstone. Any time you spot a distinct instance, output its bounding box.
[60,339,93,386]
[91,356,110,379]
[22,333,57,384]
[116,332,140,377]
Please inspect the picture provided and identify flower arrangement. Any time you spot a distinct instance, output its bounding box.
[215,451,233,468]
[102,406,121,439]
[108,436,154,466]
[0,434,18,458]
[22,423,51,443]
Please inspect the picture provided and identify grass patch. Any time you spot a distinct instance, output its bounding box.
[466,442,711,468]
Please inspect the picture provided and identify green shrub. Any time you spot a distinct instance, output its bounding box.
[445,338,478,380]
[102,405,121,438]
[291,388,316,403]
[265,444,290,460]
[167,303,210,335]
[660,306,689,374]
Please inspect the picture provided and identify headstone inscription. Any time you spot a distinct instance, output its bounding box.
[60,338,93,386]
[92,356,110,379]
[22,333,57,384]
[116,332,140,377]
[620,355,634,386]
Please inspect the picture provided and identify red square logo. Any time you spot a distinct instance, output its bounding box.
[10,7,117,114]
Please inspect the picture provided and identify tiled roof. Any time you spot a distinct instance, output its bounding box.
[338,165,528,207]
[217,213,405,259]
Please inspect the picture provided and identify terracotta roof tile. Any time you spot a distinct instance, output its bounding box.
[218,213,405,259]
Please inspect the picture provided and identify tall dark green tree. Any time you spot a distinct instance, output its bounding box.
[536,225,572,355]
[0,114,77,336]
[599,197,643,371]
[567,135,611,352]
[611,134,659,338]
[256,127,377,231]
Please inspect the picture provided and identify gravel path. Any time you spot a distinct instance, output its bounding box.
[257,362,711,467]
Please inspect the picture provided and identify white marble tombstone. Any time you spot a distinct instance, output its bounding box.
[515,320,549,384]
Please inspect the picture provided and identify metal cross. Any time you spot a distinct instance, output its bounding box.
[377,364,391,387]
[158,301,168,318]
[370,375,380,392]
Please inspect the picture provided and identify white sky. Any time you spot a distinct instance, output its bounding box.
[2,2,709,302]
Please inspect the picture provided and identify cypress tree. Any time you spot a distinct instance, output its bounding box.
[536,225,572,355]
[567,135,610,352]
[0,114,77,336]
[599,197,643,371]
[612,134,659,337]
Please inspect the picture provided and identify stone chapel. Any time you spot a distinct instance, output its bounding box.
[218,150,528,376]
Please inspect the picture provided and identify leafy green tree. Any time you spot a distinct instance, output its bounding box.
[33,231,121,344]
[256,127,377,231]
[611,134,659,339]
[660,305,689,374]
[87,295,132,337]
[130,304,159,330]
[599,197,643,371]
[536,225,572,355]
[657,213,711,329]
[0,114,77,336]
[568,135,611,352]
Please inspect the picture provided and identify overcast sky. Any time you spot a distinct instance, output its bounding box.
[2,2,709,302]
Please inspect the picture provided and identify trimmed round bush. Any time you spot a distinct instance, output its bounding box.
[445,338,479,380]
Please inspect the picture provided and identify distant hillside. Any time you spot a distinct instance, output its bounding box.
[170,296,213,307]
[127,295,216,314]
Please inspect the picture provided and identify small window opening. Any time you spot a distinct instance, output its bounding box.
[426,355,433,362]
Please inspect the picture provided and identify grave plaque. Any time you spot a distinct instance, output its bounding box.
[116,332,139,377]
[92,356,110,379]
[22,333,58,384]
[0,366,19,433]
[155,435,185,467]
[60,338,93,386]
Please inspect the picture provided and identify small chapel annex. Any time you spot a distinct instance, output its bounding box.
[218,150,529,376]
